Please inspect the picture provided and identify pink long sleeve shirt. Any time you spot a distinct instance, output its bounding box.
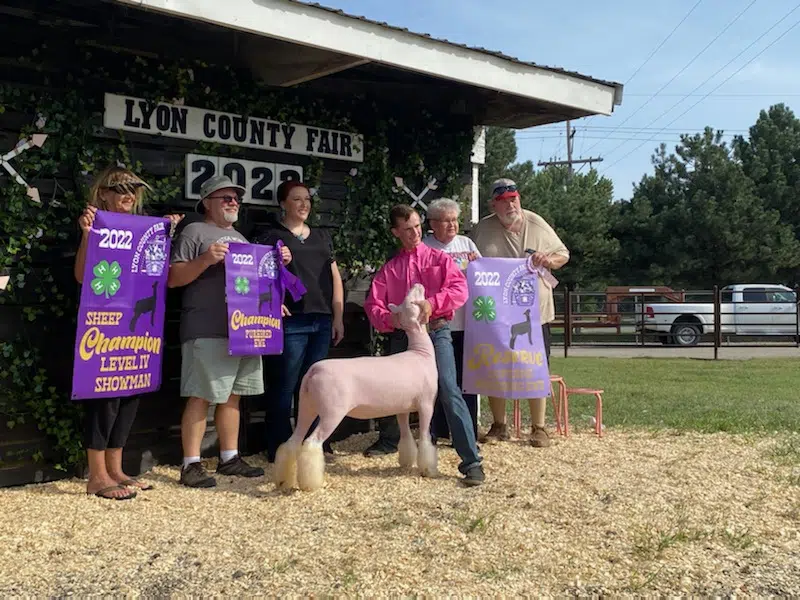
[364,242,468,333]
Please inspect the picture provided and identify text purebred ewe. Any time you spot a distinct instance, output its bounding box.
[273,284,438,491]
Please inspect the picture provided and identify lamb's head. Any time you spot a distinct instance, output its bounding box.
[389,283,427,333]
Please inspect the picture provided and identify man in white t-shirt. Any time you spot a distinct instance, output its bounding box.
[422,198,480,440]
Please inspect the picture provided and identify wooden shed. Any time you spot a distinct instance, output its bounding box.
[0,0,623,486]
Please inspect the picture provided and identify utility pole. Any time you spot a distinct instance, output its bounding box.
[537,120,603,181]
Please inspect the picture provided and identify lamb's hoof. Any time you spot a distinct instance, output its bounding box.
[417,438,438,478]
[273,443,298,490]
[398,435,418,468]
[297,441,325,491]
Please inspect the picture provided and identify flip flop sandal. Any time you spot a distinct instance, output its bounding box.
[120,478,154,491]
[90,485,137,500]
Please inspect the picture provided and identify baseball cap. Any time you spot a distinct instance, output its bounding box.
[196,174,246,214]
[491,178,519,200]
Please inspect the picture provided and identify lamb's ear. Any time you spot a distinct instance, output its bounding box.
[388,303,400,313]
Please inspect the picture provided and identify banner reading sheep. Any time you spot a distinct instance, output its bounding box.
[462,257,550,398]
[71,211,171,400]
[225,241,306,355]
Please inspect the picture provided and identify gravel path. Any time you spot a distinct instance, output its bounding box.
[1,430,798,596]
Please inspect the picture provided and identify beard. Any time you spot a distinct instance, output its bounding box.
[223,210,239,223]
[496,209,521,228]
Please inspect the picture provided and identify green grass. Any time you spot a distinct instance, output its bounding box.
[487,357,800,433]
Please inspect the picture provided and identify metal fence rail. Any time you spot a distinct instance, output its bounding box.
[552,285,800,359]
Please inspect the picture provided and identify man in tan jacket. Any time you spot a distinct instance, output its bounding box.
[469,178,570,447]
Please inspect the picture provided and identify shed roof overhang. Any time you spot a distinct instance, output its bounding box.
[111,0,623,129]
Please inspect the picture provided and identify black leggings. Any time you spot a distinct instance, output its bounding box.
[84,396,139,450]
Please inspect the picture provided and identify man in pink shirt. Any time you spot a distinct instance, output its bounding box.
[364,204,484,486]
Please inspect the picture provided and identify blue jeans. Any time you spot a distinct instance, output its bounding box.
[264,313,332,460]
[377,325,482,474]
[432,331,478,440]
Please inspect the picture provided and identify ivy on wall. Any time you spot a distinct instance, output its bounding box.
[0,40,475,470]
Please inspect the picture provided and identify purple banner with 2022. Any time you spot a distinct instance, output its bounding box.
[72,211,171,400]
[225,242,306,356]
[462,257,550,399]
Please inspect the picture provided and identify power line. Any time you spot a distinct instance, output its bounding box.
[600,3,800,166]
[520,126,749,133]
[520,135,728,143]
[576,1,704,162]
[517,129,745,142]
[623,0,704,85]
[624,92,800,97]
[601,12,800,174]
[582,0,756,157]
[538,121,603,180]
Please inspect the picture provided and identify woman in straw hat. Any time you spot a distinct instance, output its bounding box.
[74,164,183,500]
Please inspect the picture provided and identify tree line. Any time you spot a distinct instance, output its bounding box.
[479,104,800,291]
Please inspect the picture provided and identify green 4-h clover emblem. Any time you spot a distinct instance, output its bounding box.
[472,296,496,322]
[234,276,250,295]
[90,260,122,299]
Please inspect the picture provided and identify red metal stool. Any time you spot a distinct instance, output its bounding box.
[511,375,567,438]
[513,398,522,439]
[549,375,566,436]
[561,387,604,438]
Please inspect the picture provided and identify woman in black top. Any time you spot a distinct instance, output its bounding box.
[256,181,344,461]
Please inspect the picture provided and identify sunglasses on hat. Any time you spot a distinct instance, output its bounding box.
[492,184,518,197]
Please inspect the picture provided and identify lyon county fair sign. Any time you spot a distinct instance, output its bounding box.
[103,93,364,162]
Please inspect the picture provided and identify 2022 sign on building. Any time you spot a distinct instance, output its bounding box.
[185,154,303,206]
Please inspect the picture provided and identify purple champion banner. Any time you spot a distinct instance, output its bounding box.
[462,257,550,399]
[225,241,306,356]
[72,211,171,400]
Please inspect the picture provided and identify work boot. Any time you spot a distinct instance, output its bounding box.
[530,425,551,448]
[363,437,398,457]
[461,464,486,487]
[216,454,264,477]
[180,462,217,488]
[479,423,509,443]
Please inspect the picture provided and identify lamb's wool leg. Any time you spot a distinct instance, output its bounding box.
[297,414,345,491]
[416,397,438,477]
[296,440,325,491]
[397,413,417,468]
[273,437,301,490]
[276,374,320,490]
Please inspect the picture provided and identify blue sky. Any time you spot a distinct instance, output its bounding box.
[304,0,800,200]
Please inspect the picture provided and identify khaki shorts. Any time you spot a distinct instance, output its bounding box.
[180,338,264,405]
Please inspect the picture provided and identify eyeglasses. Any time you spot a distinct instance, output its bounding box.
[208,195,240,204]
[432,218,459,224]
[105,183,143,195]
[492,184,518,196]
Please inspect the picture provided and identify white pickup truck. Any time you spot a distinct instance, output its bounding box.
[637,284,798,346]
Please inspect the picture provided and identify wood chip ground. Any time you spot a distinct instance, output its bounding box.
[1,430,798,596]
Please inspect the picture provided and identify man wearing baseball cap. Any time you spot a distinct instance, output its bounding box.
[468,178,570,448]
[168,175,290,488]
